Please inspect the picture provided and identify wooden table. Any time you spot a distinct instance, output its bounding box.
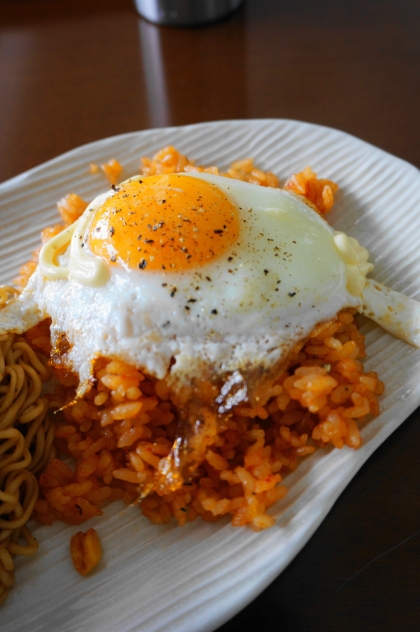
[1,1,419,630]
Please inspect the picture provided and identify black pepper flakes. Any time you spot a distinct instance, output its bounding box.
[138,259,147,269]
[211,309,218,315]
[288,292,296,297]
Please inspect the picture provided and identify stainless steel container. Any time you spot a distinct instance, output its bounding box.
[134,0,244,26]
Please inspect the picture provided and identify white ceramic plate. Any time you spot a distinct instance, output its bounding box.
[2,119,420,632]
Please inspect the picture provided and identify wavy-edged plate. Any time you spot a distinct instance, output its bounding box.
[2,119,420,632]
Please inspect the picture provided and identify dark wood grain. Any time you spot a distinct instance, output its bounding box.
[0,1,419,630]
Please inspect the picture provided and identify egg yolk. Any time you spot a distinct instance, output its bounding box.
[88,174,240,272]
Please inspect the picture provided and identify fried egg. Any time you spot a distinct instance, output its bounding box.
[0,171,378,402]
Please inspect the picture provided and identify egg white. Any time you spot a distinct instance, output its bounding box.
[0,172,368,397]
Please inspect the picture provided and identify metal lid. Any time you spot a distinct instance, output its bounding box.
[134,0,245,26]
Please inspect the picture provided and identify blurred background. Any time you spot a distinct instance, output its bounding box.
[1,0,419,181]
[1,1,420,630]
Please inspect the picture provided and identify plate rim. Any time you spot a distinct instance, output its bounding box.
[1,118,419,192]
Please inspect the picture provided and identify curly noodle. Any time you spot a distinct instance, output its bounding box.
[0,321,55,604]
